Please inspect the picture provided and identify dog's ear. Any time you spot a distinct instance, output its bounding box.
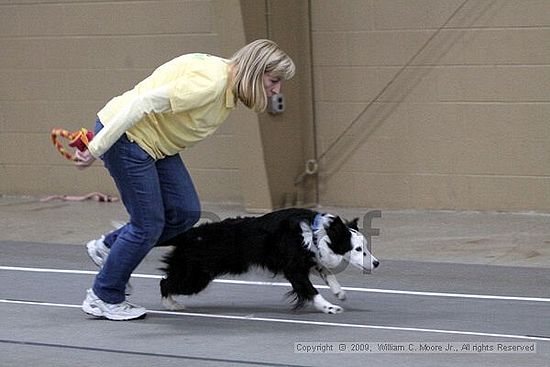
[325,216,352,255]
[347,218,359,230]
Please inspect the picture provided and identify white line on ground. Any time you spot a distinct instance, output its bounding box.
[1,265,549,303]
[1,298,549,342]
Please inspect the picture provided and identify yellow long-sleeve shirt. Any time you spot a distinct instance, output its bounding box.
[90,53,236,159]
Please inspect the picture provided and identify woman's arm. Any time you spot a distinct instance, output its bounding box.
[87,85,172,159]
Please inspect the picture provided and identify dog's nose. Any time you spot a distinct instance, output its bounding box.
[373,260,380,269]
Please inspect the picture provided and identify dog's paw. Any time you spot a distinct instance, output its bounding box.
[313,294,344,314]
[323,304,344,314]
[335,290,347,301]
[162,296,186,311]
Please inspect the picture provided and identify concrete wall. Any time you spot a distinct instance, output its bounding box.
[310,0,550,211]
[1,0,549,212]
[0,0,314,212]
[240,0,317,208]
[0,0,276,211]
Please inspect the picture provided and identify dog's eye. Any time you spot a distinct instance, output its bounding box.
[355,247,362,252]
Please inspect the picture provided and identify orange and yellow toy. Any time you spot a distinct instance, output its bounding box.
[50,127,94,161]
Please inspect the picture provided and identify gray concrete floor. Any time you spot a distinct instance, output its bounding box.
[1,195,549,366]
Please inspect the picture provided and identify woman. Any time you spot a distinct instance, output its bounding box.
[76,39,295,320]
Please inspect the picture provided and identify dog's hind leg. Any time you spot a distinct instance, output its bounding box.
[179,270,213,295]
[316,266,346,300]
[162,294,186,311]
[160,269,215,310]
[160,277,186,311]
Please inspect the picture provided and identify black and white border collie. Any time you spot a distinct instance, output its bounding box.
[160,208,379,314]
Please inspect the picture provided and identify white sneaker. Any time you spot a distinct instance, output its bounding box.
[86,236,133,295]
[82,289,146,321]
[86,236,109,267]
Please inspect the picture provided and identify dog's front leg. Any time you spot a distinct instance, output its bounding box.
[316,266,346,300]
[286,271,343,314]
[313,294,343,314]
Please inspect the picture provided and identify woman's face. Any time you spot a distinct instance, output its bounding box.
[263,73,282,97]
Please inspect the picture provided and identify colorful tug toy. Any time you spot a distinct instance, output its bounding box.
[50,128,94,161]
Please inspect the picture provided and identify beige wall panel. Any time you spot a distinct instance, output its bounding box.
[2,21,217,71]
[459,104,550,142]
[0,69,149,102]
[314,27,549,67]
[320,172,412,208]
[1,102,50,133]
[239,0,317,208]
[317,172,362,207]
[61,1,213,35]
[316,100,550,180]
[0,0,253,205]
[384,28,547,66]
[310,0,550,210]
[1,132,64,165]
[314,66,395,102]
[315,102,410,140]
[0,38,45,70]
[315,102,412,170]
[2,165,116,196]
[0,5,18,36]
[310,33,349,66]
[347,31,434,66]
[310,0,375,31]
[404,103,549,141]
[0,1,212,36]
[0,3,64,36]
[408,174,550,212]
[3,0,550,211]
[190,169,241,203]
[373,0,465,30]
[456,29,550,65]
[319,121,550,178]
[315,65,440,103]
[234,106,273,211]
[343,172,550,211]
[1,101,104,133]
[313,30,465,67]
[0,166,6,193]
[436,66,549,102]
[458,137,549,177]
[448,0,550,28]
[183,135,239,171]
[317,135,456,178]
[38,35,219,70]
[2,140,241,200]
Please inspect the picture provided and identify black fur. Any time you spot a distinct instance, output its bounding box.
[160,208,356,310]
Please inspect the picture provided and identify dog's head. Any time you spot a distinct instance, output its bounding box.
[302,214,379,272]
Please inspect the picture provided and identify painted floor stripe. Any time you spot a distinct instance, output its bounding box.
[1,298,549,342]
[2,265,550,303]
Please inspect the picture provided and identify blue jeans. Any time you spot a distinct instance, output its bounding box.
[92,119,200,304]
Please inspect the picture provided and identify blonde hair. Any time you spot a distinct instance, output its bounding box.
[230,39,295,112]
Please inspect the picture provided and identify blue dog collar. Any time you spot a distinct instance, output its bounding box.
[312,214,324,231]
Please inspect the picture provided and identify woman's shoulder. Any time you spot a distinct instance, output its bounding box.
[172,53,228,67]
[148,53,229,86]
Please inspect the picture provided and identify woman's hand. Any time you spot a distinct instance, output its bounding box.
[75,149,96,170]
